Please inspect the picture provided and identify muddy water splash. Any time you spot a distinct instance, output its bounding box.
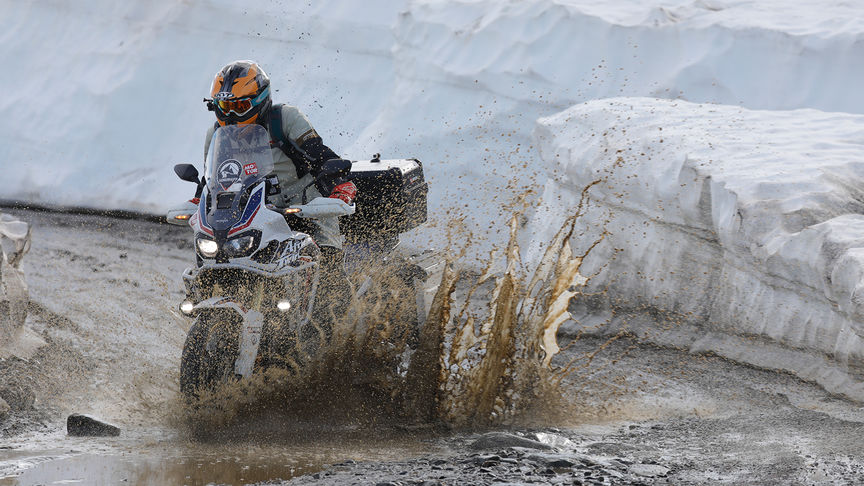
[185,185,603,431]
[424,185,604,427]
[315,184,603,428]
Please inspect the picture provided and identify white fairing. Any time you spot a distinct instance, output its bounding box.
[176,193,354,276]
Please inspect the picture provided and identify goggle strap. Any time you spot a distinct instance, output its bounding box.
[253,86,270,105]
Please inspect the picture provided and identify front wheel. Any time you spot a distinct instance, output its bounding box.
[179,313,239,401]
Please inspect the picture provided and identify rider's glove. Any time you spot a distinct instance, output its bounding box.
[329,181,357,205]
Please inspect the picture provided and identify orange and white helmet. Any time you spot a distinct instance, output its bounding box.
[207,60,271,126]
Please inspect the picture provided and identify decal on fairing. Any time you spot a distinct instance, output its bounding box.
[274,238,306,269]
[217,159,243,190]
[243,163,258,176]
[227,184,263,236]
[198,195,213,236]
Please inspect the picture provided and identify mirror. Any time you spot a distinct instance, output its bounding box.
[318,159,352,180]
[174,164,200,184]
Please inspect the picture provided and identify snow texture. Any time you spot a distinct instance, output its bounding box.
[531,98,864,399]
[4,0,864,397]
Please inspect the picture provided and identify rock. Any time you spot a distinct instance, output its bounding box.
[0,397,9,422]
[66,414,120,437]
[629,463,670,477]
[547,458,575,468]
[524,453,588,468]
[471,454,500,466]
[468,432,553,451]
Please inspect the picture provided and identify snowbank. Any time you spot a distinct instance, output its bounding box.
[531,97,864,399]
[0,0,406,211]
[356,0,864,256]
[2,0,864,217]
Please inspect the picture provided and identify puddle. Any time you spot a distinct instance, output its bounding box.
[0,425,441,486]
[0,452,318,485]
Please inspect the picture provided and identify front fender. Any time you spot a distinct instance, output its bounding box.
[191,296,247,316]
[191,297,264,378]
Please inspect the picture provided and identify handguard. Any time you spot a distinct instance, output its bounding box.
[165,199,199,226]
[285,197,356,219]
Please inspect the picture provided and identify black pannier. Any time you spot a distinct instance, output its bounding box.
[342,157,428,243]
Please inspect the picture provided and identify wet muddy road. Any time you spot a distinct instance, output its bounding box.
[2,209,864,485]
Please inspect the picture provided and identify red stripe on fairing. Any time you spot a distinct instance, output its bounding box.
[198,198,214,236]
[228,204,260,236]
[199,206,214,236]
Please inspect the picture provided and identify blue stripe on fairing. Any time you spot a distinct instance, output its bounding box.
[235,184,263,228]
[199,193,211,232]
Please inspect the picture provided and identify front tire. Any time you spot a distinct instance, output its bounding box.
[180,314,239,401]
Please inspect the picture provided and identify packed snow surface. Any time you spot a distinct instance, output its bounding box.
[4,1,864,397]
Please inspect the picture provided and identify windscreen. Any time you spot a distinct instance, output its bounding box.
[204,124,274,195]
[202,124,275,233]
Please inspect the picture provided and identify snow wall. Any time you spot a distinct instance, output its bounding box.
[4,1,864,214]
[530,98,864,400]
[4,0,864,398]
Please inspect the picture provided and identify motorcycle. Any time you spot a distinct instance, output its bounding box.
[167,124,433,401]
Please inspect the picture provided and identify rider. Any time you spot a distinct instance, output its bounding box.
[203,60,356,321]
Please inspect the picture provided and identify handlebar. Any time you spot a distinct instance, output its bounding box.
[166,196,355,227]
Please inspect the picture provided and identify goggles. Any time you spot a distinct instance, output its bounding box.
[216,97,254,116]
[213,86,270,117]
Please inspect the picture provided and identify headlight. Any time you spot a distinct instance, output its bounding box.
[196,237,218,257]
[223,234,258,258]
